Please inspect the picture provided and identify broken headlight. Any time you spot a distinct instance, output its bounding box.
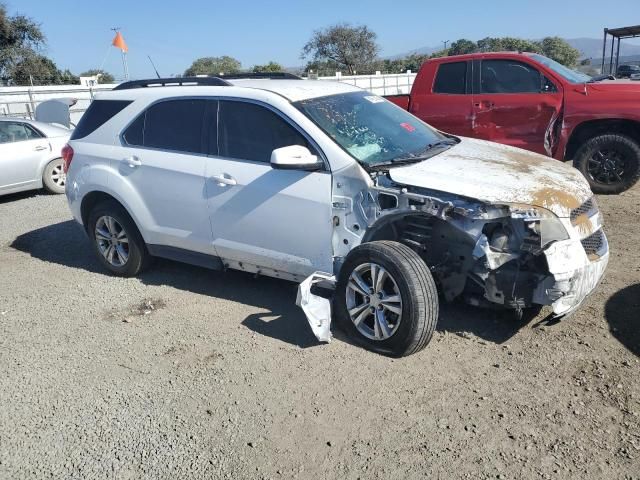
[507,204,569,250]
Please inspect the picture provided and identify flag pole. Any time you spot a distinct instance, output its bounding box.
[121,50,129,80]
[111,27,129,81]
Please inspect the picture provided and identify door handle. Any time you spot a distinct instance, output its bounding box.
[34,145,48,151]
[211,173,237,186]
[123,155,142,168]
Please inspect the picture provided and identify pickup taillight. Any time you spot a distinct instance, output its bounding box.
[61,144,74,173]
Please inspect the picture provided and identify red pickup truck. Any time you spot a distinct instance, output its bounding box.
[386,52,640,194]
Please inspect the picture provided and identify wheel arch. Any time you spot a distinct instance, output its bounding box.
[80,190,145,240]
[564,118,640,161]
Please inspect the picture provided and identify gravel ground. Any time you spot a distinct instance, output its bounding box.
[0,188,638,480]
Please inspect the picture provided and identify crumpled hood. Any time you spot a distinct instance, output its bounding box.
[388,137,593,218]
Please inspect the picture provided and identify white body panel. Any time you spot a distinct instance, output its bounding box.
[109,143,213,254]
[205,157,333,277]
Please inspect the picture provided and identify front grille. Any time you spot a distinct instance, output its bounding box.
[581,229,605,257]
[570,197,598,224]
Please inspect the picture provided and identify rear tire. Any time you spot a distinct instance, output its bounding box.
[573,134,640,194]
[88,200,150,277]
[42,158,66,194]
[335,241,439,357]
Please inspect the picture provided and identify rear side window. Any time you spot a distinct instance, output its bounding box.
[122,99,207,154]
[433,62,467,94]
[70,100,131,140]
[217,100,312,163]
[480,60,541,94]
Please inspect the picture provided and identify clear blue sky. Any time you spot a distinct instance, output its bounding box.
[9,0,640,80]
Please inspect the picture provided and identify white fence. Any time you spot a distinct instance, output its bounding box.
[0,72,416,125]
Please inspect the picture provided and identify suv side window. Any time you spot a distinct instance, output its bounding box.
[481,60,541,94]
[0,122,42,144]
[71,100,132,140]
[217,100,313,163]
[433,62,467,94]
[123,99,207,154]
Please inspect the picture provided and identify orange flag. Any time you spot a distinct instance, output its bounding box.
[112,32,128,52]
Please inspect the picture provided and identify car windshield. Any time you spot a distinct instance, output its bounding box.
[295,91,449,167]
[529,54,592,84]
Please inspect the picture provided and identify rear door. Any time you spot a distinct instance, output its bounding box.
[472,58,563,155]
[410,60,474,136]
[118,98,214,253]
[0,121,50,192]
[204,99,333,278]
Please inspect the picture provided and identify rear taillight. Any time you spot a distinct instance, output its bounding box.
[61,144,74,173]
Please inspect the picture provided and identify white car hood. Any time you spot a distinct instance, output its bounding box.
[388,137,593,218]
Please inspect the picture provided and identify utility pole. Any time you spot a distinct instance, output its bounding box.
[443,40,450,50]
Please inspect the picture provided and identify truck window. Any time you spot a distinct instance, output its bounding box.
[480,60,541,94]
[433,62,467,94]
[217,100,311,163]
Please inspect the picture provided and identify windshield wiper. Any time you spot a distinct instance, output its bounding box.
[367,139,458,171]
[391,139,457,161]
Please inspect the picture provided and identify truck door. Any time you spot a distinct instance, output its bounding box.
[472,58,563,156]
[409,60,474,137]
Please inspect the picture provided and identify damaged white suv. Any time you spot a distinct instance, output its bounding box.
[64,75,609,357]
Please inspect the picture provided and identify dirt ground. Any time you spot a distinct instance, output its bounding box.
[0,187,638,480]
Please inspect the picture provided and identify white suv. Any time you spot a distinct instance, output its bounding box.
[64,75,609,357]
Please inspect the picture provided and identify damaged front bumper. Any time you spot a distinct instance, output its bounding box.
[536,235,609,316]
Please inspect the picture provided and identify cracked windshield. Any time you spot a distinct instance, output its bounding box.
[296,91,447,165]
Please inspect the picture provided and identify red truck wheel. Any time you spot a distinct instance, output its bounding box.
[574,134,640,194]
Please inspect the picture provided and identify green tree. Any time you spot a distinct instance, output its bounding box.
[80,69,115,83]
[252,61,283,73]
[476,36,541,54]
[302,23,379,75]
[429,49,449,59]
[184,56,241,76]
[448,39,477,56]
[10,54,76,85]
[537,36,580,67]
[0,3,46,82]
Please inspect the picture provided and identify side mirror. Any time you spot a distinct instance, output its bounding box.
[270,145,323,171]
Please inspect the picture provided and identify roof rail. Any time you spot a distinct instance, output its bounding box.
[113,76,231,90]
[220,72,303,80]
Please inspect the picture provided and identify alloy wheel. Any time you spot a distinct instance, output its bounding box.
[51,162,66,187]
[95,216,129,267]
[588,148,627,185]
[345,262,403,341]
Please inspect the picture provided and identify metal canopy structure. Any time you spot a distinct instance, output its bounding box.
[601,25,640,74]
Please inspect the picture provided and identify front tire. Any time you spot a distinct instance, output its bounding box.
[335,241,439,357]
[88,200,150,277]
[42,158,66,194]
[573,134,640,194]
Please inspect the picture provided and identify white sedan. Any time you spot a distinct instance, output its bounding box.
[0,117,71,196]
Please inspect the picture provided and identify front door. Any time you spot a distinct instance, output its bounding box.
[472,59,563,155]
[205,99,333,278]
[0,121,49,191]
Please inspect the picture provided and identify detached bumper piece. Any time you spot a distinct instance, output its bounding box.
[296,272,336,343]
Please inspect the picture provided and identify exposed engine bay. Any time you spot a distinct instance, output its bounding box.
[329,168,609,319]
